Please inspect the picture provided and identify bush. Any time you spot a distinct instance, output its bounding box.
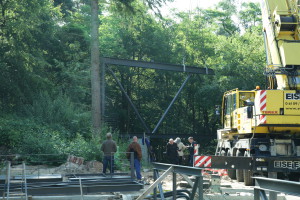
[0,115,122,165]
[200,139,218,155]
[114,137,130,171]
[22,92,91,138]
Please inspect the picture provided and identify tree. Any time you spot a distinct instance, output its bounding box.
[90,0,171,133]
[239,2,261,30]
[91,0,101,133]
[0,0,62,113]
[202,0,239,36]
[0,0,268,158]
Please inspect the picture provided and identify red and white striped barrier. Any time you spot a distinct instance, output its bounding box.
[260,90,267,124]
[194,144,200,155]
[194,156,212,167]
[194,155,229,177]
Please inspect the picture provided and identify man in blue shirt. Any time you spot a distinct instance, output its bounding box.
[187,137,198,166]
[127,136,142,181]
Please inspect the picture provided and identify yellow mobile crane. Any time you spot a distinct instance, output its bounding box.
[215,0,300,185]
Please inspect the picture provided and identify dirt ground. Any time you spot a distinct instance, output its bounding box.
[3,161,300,200]
[140,170,300,200]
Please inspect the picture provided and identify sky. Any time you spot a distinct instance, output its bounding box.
[161,0,260,16]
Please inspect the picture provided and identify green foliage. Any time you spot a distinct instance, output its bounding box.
[0,115,118,163]
[0,116,63,155]
[200,139,218,155]
[0,0,62,112]
[22,92,91,137]
[0,0,266,162]
[239,2,261,30]
[113,137,131,171]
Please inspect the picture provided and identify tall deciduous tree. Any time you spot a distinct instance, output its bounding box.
[90,0,170,133]
[90,0,101,133]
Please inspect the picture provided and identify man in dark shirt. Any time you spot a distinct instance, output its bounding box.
[101,132,117,174]
[187,137,198,166]
[166,138,179,165]
[127,136,142,180]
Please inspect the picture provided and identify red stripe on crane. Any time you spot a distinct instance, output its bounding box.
[260,95,266,104]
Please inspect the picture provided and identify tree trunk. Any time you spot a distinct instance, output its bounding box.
[90,0,101,133]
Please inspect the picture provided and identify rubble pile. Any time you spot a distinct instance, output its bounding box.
[8,155,104,175]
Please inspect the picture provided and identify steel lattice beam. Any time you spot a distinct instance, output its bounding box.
[102,57,214,75]
[254,177,300,197]
[152,162,203,176]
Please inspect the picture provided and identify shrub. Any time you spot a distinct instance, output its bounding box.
[22,92,90,138]
[0,114,129,166]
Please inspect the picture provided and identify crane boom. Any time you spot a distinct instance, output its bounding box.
[261,0,300,90]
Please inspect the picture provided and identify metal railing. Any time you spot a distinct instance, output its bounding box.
[254,177,300,200]
[0,153,142,197]
[0,152,135,177]
[103,152,135,179]
[0,154,69,178]
[137,162,204,200]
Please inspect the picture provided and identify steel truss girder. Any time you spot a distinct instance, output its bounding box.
[254,177,300,199]
[152,162,204,176]
[147,163,204,200]
[107,68,192,134]
[107,67,151,133]
[102,57,214,75]
[107,67,192,134]
[0,180,143,196]
[102,57,214,134]
[152,74,191,134]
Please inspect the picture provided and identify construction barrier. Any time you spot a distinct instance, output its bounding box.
[194,156,212,167]
[194,144,200,155]
[194,155,228,176]
[201,168,228,176]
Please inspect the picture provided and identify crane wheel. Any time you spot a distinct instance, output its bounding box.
[236,151,244,182]
[226,151,236,179]
[243,170,254,186]
[243,151,254,186]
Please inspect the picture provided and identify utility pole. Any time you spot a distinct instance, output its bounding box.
[90,0,101,134]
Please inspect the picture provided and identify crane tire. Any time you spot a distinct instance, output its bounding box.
[236,150,244,182]
[226,151,236,179]
[243,169,254,186]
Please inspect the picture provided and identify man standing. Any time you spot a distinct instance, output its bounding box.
[101,132,117,174]
[175,137,186,165]
[187,137,198,166]
[127,136,142,181]
[166,138,179,165]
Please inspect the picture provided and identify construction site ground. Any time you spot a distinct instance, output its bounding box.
[140,171,300,200]
[3,162,300,200]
